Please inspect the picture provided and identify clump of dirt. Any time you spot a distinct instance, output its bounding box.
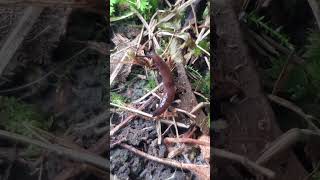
[110,119,195,179]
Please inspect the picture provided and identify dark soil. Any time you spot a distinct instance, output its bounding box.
[109,74,206,180]
[110,118,199,180]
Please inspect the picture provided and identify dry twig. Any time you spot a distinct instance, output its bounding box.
[268,94,320,133]
[190,102,210,114]
[256,128,320,165]
[0,6,43,75]
[120,143,210,180]
[214,148,275,178]
[164,137,210,146]
[0,130,109,170]
[110,97,155,136]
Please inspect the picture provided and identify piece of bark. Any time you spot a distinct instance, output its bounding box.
[0,6,43,75]
[0,7,71,78]
[169,38,209,134]
[213,0,308,179]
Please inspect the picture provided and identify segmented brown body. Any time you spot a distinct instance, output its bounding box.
[147,54,175,117]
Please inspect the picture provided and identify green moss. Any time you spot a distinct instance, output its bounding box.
[0,96,47,136]
[145,76,157,91]
[111,92,126,105]
[111,0,158,20]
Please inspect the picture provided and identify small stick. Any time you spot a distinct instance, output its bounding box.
[110,53,128,86]
[268,94,320,133]
[204,56,210,70]
[164,0,172,7]
[132,83,163,104]
[256,128,320,165]
[110,103,153,118]
[162,124,173,136]
[110,138,126,149]
[0,130,109,170]
[176,108,196,119]
[194,91,209,102]
[164,137,210,146]
[151,92,162,100]
[110,45,137,58]
[0,6,43,75]
[159,119,189,129]
[161,31,176,57]
[172,116,180,140]
[131,8,160,50]
[110,97,155,136]
[120,143,210,179]
[196,44,210,56]
[191,4,199,36]
[214,148,275,178]
[190,102,210,114]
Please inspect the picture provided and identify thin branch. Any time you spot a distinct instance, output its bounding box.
[256,128,320,165]
[0,6,43,75]
[194,91,209,102]
[131,8,160,50]
[191,4,199,36]
[156,0,198,26]
[158,119,190,129]
[110,53,128,86]
[190,102,210,114]
[164,137,210,146]
[0,130,109,170]
[132,83,163,104]
[110,97,155,136]
[214,148,275,179]
[120,143,210,180]
[110,102,153,118]
[268,94,320,133]
[176,108,197,118]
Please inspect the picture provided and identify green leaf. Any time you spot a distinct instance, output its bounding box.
[0,96,47,136]
[139,0,151,12]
